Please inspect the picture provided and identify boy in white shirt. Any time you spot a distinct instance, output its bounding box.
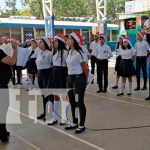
[134,32,150,91]
[95,35,113,93]
[89,32,100,83]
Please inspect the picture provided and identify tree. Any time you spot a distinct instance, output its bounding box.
[21,0,127,21]
[0,0,137,22]
[21,0,43,19]
[0,0,20,17]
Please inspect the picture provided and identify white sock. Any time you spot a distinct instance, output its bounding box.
[116,78,119,86]
[45,101,53,122]
[28,79,33,90]
[121,83,125,93]
[61,101,69,122]
[53,100,59,121]
[129,82,132,93]
[34,76,39,88]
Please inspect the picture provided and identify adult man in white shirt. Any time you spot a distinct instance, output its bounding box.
[95,35,113,93]
[89,32,100,83]
[144,14,150,45]
[135,32,150,91]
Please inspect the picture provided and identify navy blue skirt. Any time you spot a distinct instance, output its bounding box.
[48,66,68,89]
[26,58,37,74]
[119,59,136,77]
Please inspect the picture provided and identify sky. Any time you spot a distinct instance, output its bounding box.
[0,0,23,11]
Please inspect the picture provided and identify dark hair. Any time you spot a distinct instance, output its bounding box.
[65,35,69,39]
[116,40,123,49]
[122,43,132,50]
[41,39,51,51]
[53,39,68,65]
[70,36,84,59]
[24,41,31,48]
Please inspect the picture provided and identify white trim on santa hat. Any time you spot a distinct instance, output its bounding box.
[119,35,125,39]
[70,32,80,44]
[123,38,130,43]
[54,36,65,43]
[138,32,146,39]
[42,37,51,47]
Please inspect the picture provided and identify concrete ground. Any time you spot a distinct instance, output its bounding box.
[1,58,150,150]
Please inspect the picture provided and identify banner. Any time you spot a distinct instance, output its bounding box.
[125,0,150,14]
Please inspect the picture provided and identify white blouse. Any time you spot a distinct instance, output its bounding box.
[120,48,135,59]
[30,47,41,59]
[52,50,68,67]
[66,50,87,75]
[36,50,53,70]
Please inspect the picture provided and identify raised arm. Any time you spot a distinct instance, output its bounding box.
[1,39,19,65]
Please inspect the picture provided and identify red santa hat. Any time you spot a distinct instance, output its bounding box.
[31,39,37,43]
[94,32,99,37]
[137,32,146,39]
[70,32,84,45]
[119,34,126,39]
[123,36,130,43]
[54,33,67,43]
[25,39,31,43]
[41,37,52,48]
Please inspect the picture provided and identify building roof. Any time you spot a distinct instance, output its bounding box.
[0,18,119,30]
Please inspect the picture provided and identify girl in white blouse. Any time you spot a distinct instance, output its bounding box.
[112,35,125,89]
[47,33,69,126]
[65,32,89,134]
[26,39,39,91]
[36,37,53,120]
[117,37,136,96]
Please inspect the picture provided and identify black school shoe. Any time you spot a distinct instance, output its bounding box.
[103,89,107,93]
[75,126,85,134]
[134,87,140,91]
[47,120,58,126]
[127,93,131,96]
[112,85,118,89]
[141,87,147,90]
[37,113,45,120]
[0,131,10,143]
[145,96,150,101]
[117,93,124,96]
[65,123,78,130]
[96,90,103,93]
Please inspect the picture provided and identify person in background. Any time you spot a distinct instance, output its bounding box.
[15,39,31,86]
[134,32,150,91]
[117,36,136,96]
[112,35,125,89]
[26,39,39,91]
[2,36,16,86]
[0,38,18,142]
[95,35,113,93]
[89,32,100,83]
[36,37,53,120]
[24,39,31,49]
[65,32,89,134]
[144,14,150,45]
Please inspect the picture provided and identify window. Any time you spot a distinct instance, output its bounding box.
[124,18,136,30]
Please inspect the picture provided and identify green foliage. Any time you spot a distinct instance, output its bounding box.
[0,0,20,17]
[0,0,149,21]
